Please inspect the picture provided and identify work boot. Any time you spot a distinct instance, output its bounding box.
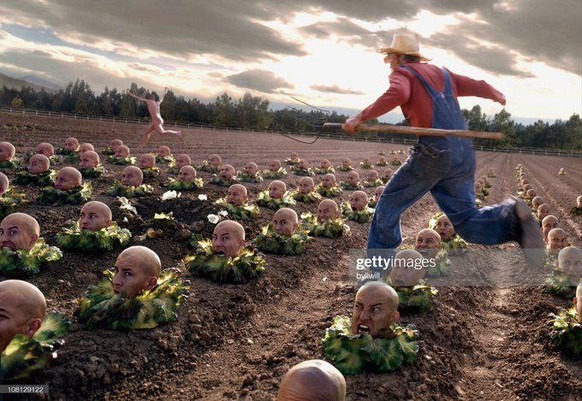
[511,195,545,269]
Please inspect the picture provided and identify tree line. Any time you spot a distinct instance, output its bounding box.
[1,80,580,150]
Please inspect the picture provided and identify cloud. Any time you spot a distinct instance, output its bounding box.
[226,69,294,93]
[311,84,364,95]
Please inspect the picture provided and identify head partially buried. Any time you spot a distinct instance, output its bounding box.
[351,281,400,338]
[321,174,337,190]
[110,139,123,150]
[36,142,55,157]
[297,159,309,170]
[0,172,8,196]
[112,246,161,298]
[157,145,171,158]
[79,143,94,154]
[115,145,130,158]
[121,166,144,187]
[64,137,79,152]
[390,249,427,287]
[0,280,47,353]
[269,180,287,200]
[415,228,442,260]
[212,220,246,258]
[547,228,568,254]
[0,142,16,162]
[341,158,352,168]
[349,191,369,212]
[346,171,360,186]
[317,199,340,223]
[277,359,346,401]
[220,164,236,181]
[0,213,40,251]
[269,159,282,172]
[558,246,581,281]
[138,154,156,169]
[79,151,100,169]
[209,154,222,167]
[576,283,582,323]
[273,208,299,237]
[374,185,385,199]
[79,201,112,232]
[320,159,332,169]
[383,168,393,181]
[244,162,258,176]
[28,154,50,175]
[434,214,456,241]
[532,196,544,211]
[178,165,197,183]
[175,154,191,169]
[55,167,82,191]
[537,203,551,221]
[366,170,379,182]
[542,215,559,242]
[577,195,582,208]
[226,184,248,207]
[525,189,537,200]
[298,177,315,194]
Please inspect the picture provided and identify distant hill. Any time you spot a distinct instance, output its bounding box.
[18,75,61,91]
[0,72,58,93]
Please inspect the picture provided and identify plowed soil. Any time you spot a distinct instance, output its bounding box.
[1,113,580,401]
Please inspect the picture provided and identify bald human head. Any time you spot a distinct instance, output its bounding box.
[415,228,441,259]
[298,177,315,194]
[321,174,337,189]
[547,228,568,253]
[121,166,143,187]
[79,143,94,153]
[273,208,299,236]
[64,137,79,152]
[112,246,161,297]
[79,151,100,169]
[269,180,287,199]
[277,359,346,401]
[175,154,191,169]
[226,184,248,207]
[542,215,559,241]
[220,164,236,181]
[352,281,399,338]
[244,162,258,175]
[177,165,197,183]
[36,142,55,157]
[0,172,9,196]
[209,154,222,167]
[557,246,581,281]
[0,142,16,161]
[349,191,369,211]
[55,167,82,190]
[0,213,40,251]
[0,280,47,352]
[80,201,113,232]
[391,249,427,287]
[138,154,156,169]
[28,154,50,174]
[115,145,130,158]
[157,145,171,157]
[212,220,246,258]
[317,199,340,223]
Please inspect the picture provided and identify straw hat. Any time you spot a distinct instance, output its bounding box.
[377,32,430,61]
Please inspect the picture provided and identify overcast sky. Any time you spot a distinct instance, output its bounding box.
[1,0,580,122]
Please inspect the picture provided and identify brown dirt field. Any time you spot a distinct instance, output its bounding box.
[1,113,581,401]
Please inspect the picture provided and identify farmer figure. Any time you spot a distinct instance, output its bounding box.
[128,87,183,146]
[343,31,543,266]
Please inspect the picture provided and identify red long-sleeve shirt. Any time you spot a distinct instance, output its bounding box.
[360,62,504,128]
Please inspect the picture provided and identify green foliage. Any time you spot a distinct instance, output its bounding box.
[549,308,581,356]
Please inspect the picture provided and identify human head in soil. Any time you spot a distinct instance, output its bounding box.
[112,246,161,298]
[55,167,82,191]
[36,142,54,157]
[298,177,315,194]
[557,246,581,281]
[138,154,156,169]
[346,171,360,186]
[321,174,337,190]
[374,185,385,199]
[537,203,550,221]
[365,170,379,182]
[28,154,50,175]
[220,164,236,181]
[317,199,340,223]
[474,181,483,193]
[0,142,16,161]
[175,154,191,169]
[121,166,144,187]
[79,201,113,232]
[541,215,559,242]
[434,214,456,241]
[212,220,245,258]
[226,184,248,207]
[115,145,130,158]
[415,228,441,259]
[110,139,123,150]
[289,152,299,161]
[273,208,299,237]
[277,359,346,401]
[0,280,46,353]
[575,282,582,323]
[390,249,427,287]
[157,145,171,157]
[547,228,568,254]
[531,196,544,211]
[351,281,400,338]
[320,159,332,169]
[269,159,282,172]
[577,195,582,208]
[383,168,393,181]
[297,159,309,170]
[341,158,352,168]
[525,189,536,200]
[0,172,8,196]
[64,137,79,152]
[0,213,40,251]
[244,162,258,176]
[79,143,94,153]
[79,151,100,170]
[269,180,287,200]
[177,166,197,183]
[349,191,369,212]
[209,154,222,167]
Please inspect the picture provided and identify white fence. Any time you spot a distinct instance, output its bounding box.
[1,107,580,158]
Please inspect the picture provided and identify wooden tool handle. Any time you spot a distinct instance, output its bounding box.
[323,123,504,140]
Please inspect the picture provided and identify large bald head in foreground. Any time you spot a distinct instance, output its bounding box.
[277,359,346,401]
[0,280,47,352]
[212,220,246,258]
[0,213,40,251]
[351,281,399,339]
[557,246,581,281]
[112,246,161,298]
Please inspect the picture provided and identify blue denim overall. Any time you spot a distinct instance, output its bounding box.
[367,66,516,251]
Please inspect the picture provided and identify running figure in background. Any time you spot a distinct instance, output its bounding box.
[128,87,183,146]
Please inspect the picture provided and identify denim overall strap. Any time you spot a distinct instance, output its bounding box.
[400,65,467,130]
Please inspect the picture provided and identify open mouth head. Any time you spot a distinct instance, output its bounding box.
[357,324,371,334]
